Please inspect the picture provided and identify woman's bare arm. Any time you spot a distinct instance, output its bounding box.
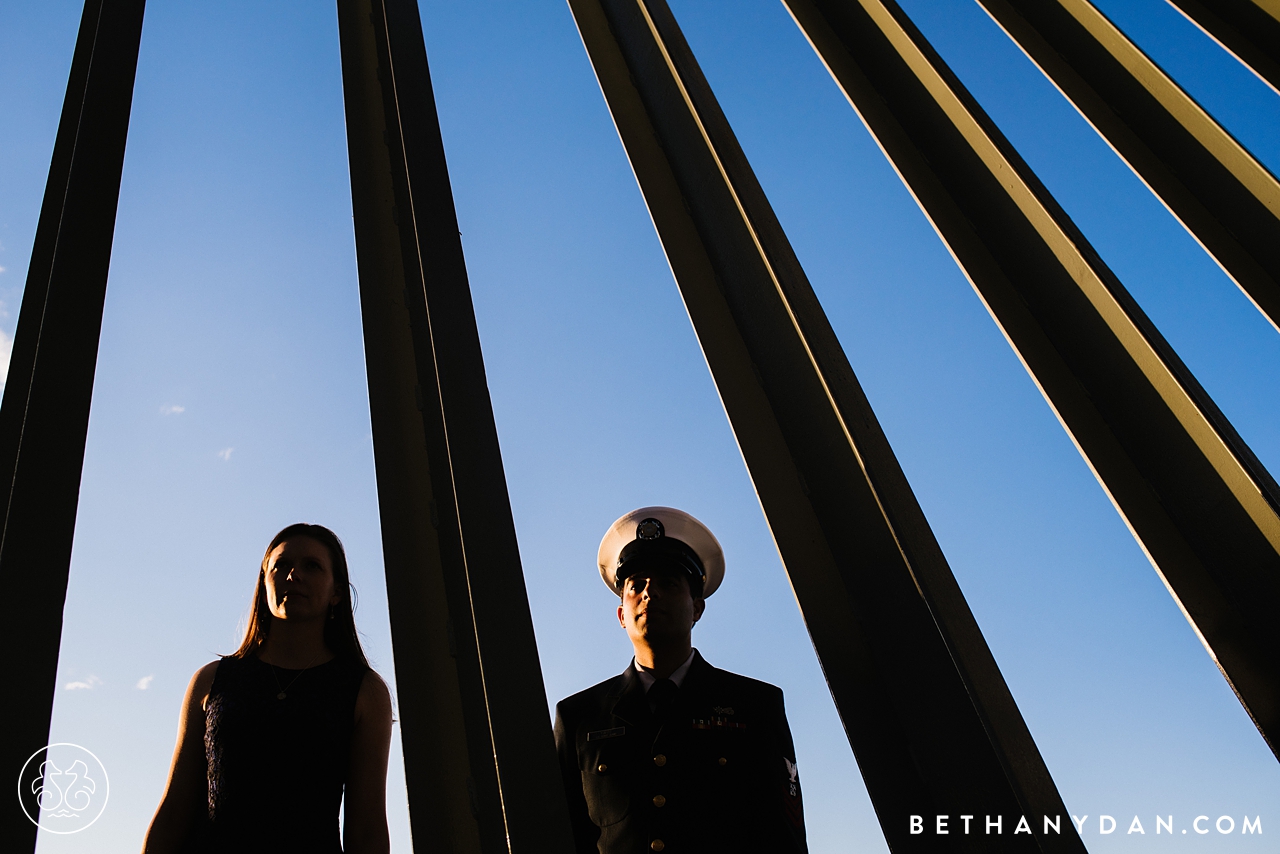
[343,670,393,854]
[142,661,218,854]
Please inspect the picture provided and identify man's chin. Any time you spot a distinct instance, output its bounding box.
[638,626,687,645]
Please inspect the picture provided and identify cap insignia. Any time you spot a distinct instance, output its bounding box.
[636,517,665,540]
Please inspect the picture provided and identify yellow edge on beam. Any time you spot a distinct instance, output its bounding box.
[840,0,1280,551]
[1058,0,1280,217]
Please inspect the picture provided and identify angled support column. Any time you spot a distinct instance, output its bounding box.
[336,2,574,852]
[783,0,1280,757]
[0,1,146,849]
[568,0,1083,850]
[1165,0,1280,94]
[973,0,1280,332]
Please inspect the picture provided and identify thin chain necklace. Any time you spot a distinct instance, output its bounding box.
[268,653,321,701]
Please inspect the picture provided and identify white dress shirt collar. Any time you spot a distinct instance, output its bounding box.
[634,648,697,691]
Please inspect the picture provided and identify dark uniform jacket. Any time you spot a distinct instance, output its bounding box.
[554,652,807,854]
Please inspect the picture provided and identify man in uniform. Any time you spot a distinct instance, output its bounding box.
[554,507,807,854]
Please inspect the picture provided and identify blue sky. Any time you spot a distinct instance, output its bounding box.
[3,1,1279,851]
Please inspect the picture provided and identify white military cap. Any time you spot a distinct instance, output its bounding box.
[597,506,725,598]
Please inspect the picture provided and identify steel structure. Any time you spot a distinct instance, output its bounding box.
[781,0,1280,759]
[1,1,147,849]
[6,0,1279,851]
[1166,0,1280,94]
[566,0,1081,851]
[336,1,574,852]
[975,0,1280,332]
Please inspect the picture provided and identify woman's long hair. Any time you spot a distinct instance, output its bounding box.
[232,523,371,669]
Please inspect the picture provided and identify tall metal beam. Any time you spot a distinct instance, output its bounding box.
[783,0,1280,757]
[568,0,1084,850]
[1165,0,1280,95]
[336,2,575,852]
[0,1,146,849]
[973,0,1280,333]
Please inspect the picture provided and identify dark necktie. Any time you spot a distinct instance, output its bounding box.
[648,678,678,723]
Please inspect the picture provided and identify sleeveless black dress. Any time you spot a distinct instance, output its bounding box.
[195,653,368,854]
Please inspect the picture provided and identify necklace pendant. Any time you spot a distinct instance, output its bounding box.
[277,692,287,700]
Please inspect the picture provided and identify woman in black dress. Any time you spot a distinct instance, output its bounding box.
[143,524,393,854]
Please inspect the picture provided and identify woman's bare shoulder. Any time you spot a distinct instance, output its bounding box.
[358,669,391,699]
[188,660,222,698]
[356,669,393,719]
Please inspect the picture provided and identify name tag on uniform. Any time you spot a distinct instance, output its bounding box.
[587,727,626,741]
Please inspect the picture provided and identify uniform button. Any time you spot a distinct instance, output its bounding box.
[650,841,665,852]
[653,754,667,767]
[597,764,607,773]
[652,794,666,808]
[718,756,727,766]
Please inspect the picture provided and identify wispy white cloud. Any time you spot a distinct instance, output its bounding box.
[0,329,11,392]
[136,674,154,690]
[160,404,185,416]
[217,447,233,461]
[65,675,103,691]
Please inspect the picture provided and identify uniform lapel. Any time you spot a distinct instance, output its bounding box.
[680,649,714,696]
